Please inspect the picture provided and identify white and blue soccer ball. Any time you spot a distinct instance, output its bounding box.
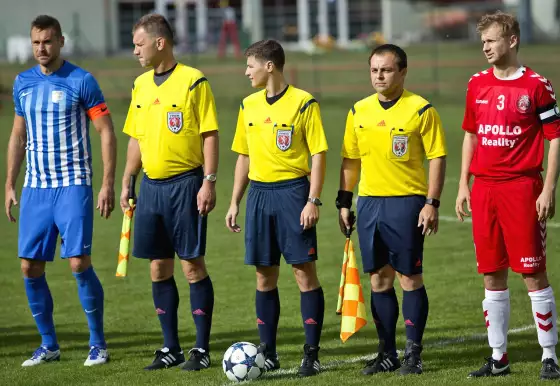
[222,342,265,382]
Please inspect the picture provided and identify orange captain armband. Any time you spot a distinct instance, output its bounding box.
[87,102,110,120]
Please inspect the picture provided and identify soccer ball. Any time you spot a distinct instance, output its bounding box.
[222,342,265,382]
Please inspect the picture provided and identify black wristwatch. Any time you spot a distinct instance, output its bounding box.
[308,197,323,206]
[425,198,440,208]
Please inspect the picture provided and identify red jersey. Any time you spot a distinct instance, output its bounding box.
[462,66,560,181]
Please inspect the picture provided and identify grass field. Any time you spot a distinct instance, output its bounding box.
[1,43,560,386]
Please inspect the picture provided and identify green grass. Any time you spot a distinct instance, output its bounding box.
[0,44,560,385]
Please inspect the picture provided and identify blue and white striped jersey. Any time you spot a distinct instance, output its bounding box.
[13,61,107,188]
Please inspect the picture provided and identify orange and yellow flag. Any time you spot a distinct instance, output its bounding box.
[336,237,368,342]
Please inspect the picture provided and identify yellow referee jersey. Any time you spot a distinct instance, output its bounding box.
[123,63,219,179]
[232,86,328,183]
[342,89,447,197]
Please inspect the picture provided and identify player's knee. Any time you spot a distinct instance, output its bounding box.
[398,273,424,291]
[181,257,208,283]
[256,266,279,291]
[21,259,46,278]
[370,265,396,291]
[483,270,509,290]
[68,255,91,273]
[292,263,320,292]
[522,271,549,291]
[150,259,174,281]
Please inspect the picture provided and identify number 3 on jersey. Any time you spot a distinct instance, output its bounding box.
[497,95,505,110]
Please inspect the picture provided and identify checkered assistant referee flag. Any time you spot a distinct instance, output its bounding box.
[336,212,368,342]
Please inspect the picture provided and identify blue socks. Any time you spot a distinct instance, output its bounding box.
[371,288,399,357]
[256,288,280,354]
[402,286,429,345]
[24,274,58,350]
[189,276,214,351]
[152,276,180,350]
[301,287,325,347]
[73,266,105,348]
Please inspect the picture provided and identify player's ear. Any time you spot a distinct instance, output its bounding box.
[156,36,165,51]
[401,67,408,78]
[266,60,274,73]
[509,34,519,50]
[59,34,65,48]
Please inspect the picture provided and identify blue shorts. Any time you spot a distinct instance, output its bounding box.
[133,168,207,260]
[18,186,94,261]
[357,195,425,276]
[244,177,318,266]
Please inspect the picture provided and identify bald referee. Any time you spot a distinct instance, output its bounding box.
[337,44,447,376]
[225,39,328,377]
[120,14,218,371]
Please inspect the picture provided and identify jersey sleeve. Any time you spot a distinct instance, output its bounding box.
[341,106,360,159]
[231,103,249,155]
[12,75,23,117]
[462,82,476,133]
[301,99,328,155]
[419,104,448,159]
[80,73,110,121]
[122,84,138,138]
[191,76,219,134]
[535,78,560,140]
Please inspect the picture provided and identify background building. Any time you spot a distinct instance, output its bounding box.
[1,0,559,60]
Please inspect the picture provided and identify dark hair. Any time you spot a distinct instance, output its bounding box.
[133,13,174,43]
[245,39,285,71]
[369,44,408,71]
[31,15,62,38]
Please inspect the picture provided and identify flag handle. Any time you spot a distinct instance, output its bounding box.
[128,174,137,201]
[344,211,356,238]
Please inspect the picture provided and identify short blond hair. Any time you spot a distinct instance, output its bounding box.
[477,11,521,49]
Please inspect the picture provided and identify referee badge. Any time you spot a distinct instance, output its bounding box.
[392,135,408,157]
[167,112,183,133]
[276,129,292,151]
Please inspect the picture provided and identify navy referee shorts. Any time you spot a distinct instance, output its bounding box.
[357,195,425,276]
[244,176,318,266]
[133,167,207,260]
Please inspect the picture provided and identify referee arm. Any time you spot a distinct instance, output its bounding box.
[301,151,326,230]
[120,137,142,213]
[420,156,446,235]
[225,154,249,233]
[338,158,361,234]
[198,130,219,216]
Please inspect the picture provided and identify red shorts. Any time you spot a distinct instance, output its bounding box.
[471,177,546,274]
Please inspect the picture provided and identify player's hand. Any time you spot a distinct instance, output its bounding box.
[197,181,216,216]
[536,187,555,222]
[338,208,355,236]
[418,204,439,236]
[120,186,131,213]
[455,183,472,222]
[97,184,115,219]
[300,202,319,230]
[5,186,18,223]
[225,203,241,233]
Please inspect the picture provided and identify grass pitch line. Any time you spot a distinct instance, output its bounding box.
[221,322,555,383]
